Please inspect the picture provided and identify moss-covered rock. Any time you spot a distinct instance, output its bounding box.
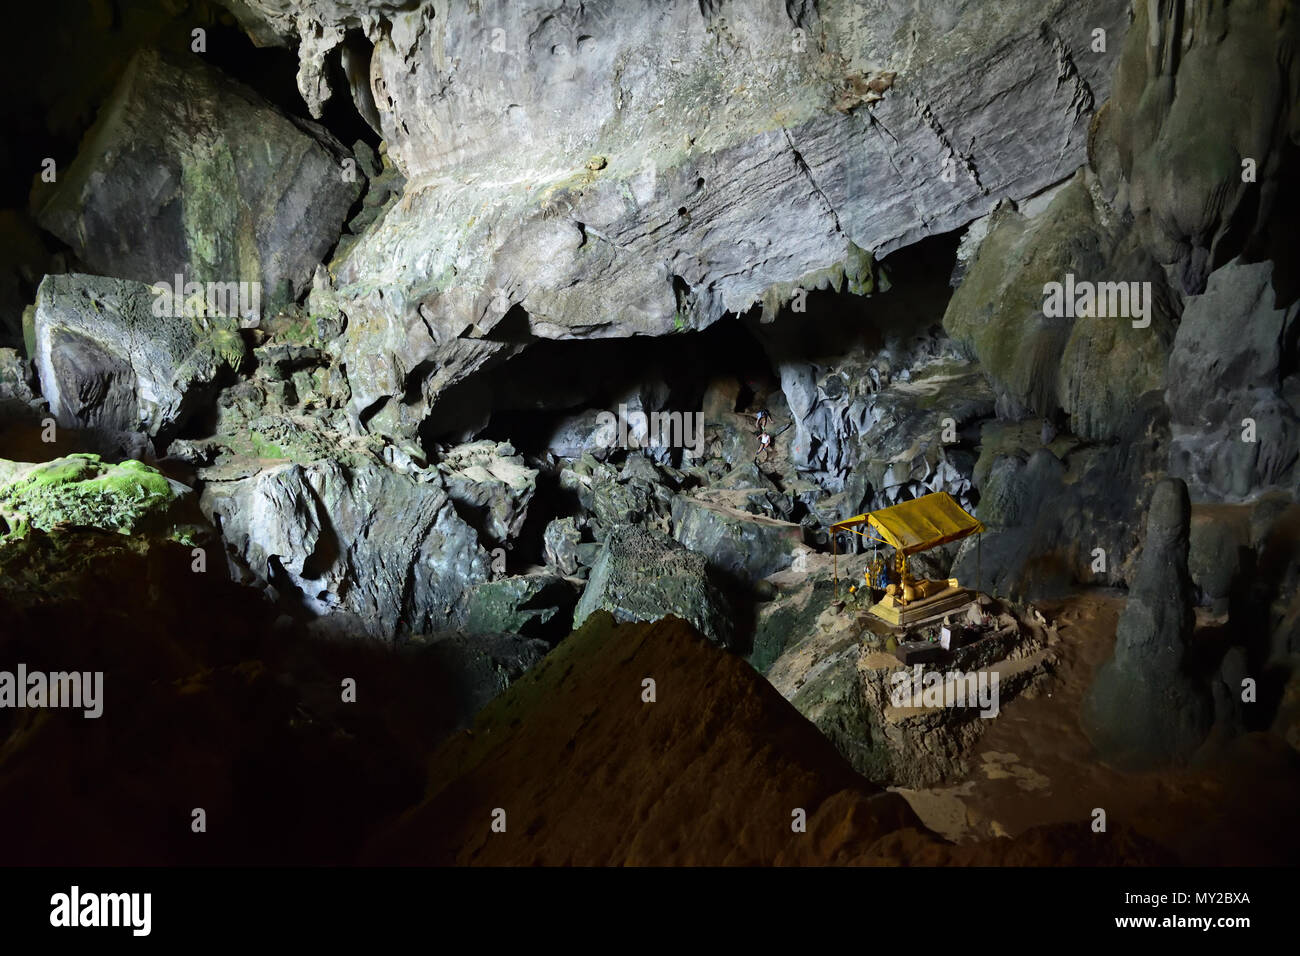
[572,524,733,646]
[0,454,185,536]
[945,171,1176,439]
[465,574,579,639]
[943,175,1107,422]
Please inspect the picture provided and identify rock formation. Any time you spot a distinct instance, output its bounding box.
[573,524,733,647]
[1166,259,1300,500]
[0,0,1296,868]
[34,48,360,316]
[202,457,491,639]
[225,0,1130,444]
[1083,478,1213,768]
[34,273,245,441]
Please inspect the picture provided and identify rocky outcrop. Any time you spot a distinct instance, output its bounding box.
[236,0,1129,444]
[693,462,797,523]
[1083,478,1213,768]
[557,452,677,539]
[33,273,245,440]
[1166,258,1299,501]
[0,454,188,537]
[838,359,990,513]
[465,573,579,640]
[671,495,804,584]
[953,447,1072,599]
[201,458,490,640]
[33,48,361,316]
[437,440,537,548]
[951,386,1172,600]
[1091,0,1300,299]
[768,326,993,498]
[542,516,582,576]
[943,172,1176,436]
[572,524,732,646]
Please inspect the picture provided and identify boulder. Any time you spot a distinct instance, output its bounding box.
[437,441,537,547]
[0,453,187,537]
[572,524,732,646]
[34,48,361,315]
[33,273,244,439]
[201,459,490,640]
[558,453,677,537]
[1082,478,1214,768]
[543,379,675,462]
[671,495,805,584]
[465,573,579,639]
[542,516,582,576]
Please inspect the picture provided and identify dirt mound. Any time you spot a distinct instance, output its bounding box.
[364,612,1168,865]
[0,531,1184,866]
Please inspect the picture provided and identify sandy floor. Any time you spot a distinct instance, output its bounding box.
[896,593,1300,865]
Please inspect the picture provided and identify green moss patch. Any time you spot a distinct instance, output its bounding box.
[0,454,180,536]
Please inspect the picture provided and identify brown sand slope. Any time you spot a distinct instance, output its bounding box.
[365,611,1171,865]
[901,594,1300,865]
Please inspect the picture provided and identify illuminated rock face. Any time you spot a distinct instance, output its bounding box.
[34,48,361,318]
[226,0,1129,442]
[573,524,733,647]
[33,273,245,440]
[201,457,492,640]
